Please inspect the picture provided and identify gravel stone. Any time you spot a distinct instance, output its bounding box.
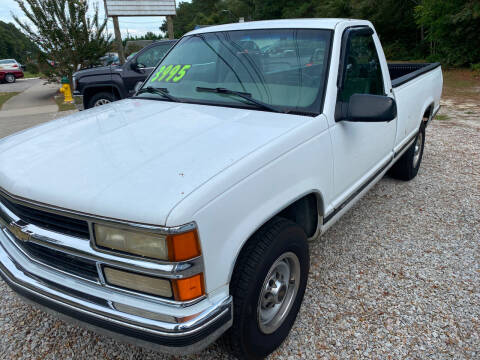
[0,110,479,359]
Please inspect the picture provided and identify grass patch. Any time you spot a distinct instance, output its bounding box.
[0,92,19,109]
[54,95,76,111]
[23,72,44,79]
[435,114,449,121]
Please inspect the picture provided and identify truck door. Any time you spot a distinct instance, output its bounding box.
[329,27,396,210]
[123,42,174,97]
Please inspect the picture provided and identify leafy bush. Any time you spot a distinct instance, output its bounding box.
[471,63,480,74]
[25,62,39,74]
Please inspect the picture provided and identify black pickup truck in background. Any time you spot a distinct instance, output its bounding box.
[73,40,176,110]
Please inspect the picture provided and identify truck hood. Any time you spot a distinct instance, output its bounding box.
[74,65,117,78]
[0,99,310,225]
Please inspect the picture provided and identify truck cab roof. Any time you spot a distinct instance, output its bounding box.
[186,18,370,35]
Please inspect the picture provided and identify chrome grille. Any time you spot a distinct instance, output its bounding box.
[0,189,205,306]
[0,194,90,238]
[18,241,99,281]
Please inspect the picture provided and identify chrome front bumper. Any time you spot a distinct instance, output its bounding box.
[0,191,232,354]
[0,228,232,353]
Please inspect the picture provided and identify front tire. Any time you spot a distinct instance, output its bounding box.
[224,217,309,359]
[87,92,116,109]
[5,74,15,83]
[389,124,425,181]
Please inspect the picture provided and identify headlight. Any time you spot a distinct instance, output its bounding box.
[104,266,172,297]
[94,224,168,260]
[104,267,205,301]
[94,224,201,261]
[95,224,204,301]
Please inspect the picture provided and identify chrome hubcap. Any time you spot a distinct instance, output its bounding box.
[94,98,111,106]
[5,75,14,83]
[413,132,423,167]
[257,252,300,334]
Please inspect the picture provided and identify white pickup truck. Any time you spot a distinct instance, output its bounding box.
[0,19,442,358]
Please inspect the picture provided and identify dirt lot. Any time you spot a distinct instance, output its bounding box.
[0,70,479,359]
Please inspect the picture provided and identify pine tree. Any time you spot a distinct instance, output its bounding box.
[13,0,111,82]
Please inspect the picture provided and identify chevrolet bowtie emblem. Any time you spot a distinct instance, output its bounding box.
[6,222,32,242]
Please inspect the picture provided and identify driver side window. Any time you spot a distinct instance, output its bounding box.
[136,44,171,68]
[339,34,384,102]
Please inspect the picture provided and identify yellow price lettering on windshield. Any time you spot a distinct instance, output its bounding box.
[173,65,191,82]
[158,65,173,81]
[150,65,165,82]
[165,65,181,82]
[150,64,191,83]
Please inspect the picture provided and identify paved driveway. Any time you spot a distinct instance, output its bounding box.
[0,78,40,93]
[0,79,66,138]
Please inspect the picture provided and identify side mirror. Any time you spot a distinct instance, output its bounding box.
[130,61,139,70]
[335,94,397,122]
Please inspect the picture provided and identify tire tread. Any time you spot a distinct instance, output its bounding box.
[222,217,300,359]
[389,125,425,181]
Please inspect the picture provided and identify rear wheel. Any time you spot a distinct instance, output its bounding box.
[5,74,15,83]
[389,124,425,181]
[223,217,309,359]
[87,92,116,109]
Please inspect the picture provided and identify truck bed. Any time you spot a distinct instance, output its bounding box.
[388,63,441,88]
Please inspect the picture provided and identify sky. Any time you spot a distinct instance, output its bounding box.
[0,0,191,37]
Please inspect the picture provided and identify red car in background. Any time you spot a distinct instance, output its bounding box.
[0,59,25,83]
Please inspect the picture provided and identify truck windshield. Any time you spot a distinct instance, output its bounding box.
[138,29,332,115]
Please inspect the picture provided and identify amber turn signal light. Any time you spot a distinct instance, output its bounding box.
[167,230,201,262]
[172,273,205,301]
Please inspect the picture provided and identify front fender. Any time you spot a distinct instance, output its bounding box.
[166,116,333,296]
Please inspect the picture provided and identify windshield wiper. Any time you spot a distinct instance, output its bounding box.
[135,86,181,102]
[196,87,286,113]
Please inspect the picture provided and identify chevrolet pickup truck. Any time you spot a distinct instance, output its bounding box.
[0,19,442,359]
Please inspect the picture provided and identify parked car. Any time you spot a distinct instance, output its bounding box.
[0,59,24,83]
[0,58,24,71]
[73,40,176,109]
[0,19,442,358]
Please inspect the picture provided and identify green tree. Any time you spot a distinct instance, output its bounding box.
[415,0,480,66]
[13,0,111,82]
[123,31,165,46]
[161,0,225,38]
[162,0,480,66]
[0,21,39,64]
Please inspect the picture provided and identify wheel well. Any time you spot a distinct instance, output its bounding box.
[277,193,322,238]
[84,86,120,107]
[423,104,434,121]
[228,193,322,289]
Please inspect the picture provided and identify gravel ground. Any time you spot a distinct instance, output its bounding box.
[0,110,479,359]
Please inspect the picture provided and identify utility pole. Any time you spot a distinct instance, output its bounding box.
[167,15,174,39]
[112,16,126,64]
